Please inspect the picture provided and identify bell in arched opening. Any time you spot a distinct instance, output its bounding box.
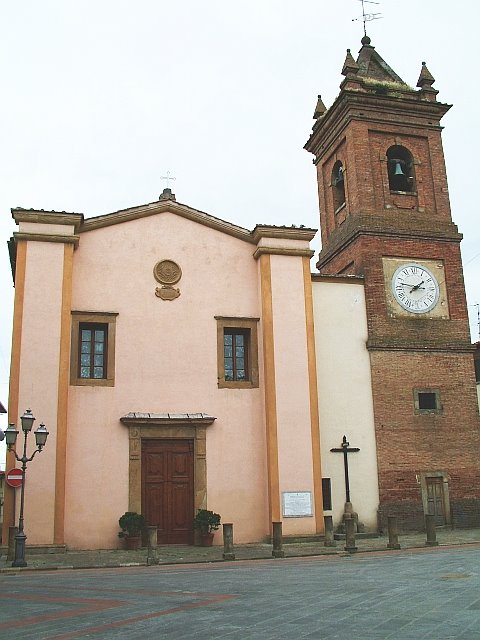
[386,146,415,193]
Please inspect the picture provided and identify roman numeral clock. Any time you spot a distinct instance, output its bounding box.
[383,258,449,319]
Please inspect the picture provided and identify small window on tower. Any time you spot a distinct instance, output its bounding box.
[419,393,437,410]
[414,389,442,414]
[386,145,416,193]
[332,160,346,213]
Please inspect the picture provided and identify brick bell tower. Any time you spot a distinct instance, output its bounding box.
[305,36,480,530]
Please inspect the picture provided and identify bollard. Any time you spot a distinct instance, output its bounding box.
[146,525,159,565]
[323,515,336,547]
[425,514,439,546]
[222,523,235,560]
[387,515,401,550]
[7,526,18,561]
[272,521,285,558]
[344,515,357,553]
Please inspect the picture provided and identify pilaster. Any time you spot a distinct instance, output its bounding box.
[255,229,323,535]
[8,210,82,545]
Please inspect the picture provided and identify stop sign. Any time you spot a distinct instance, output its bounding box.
[6,468,23,488]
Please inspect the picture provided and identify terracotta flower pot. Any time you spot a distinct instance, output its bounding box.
[125,535,141,550]
[200,531,215,547]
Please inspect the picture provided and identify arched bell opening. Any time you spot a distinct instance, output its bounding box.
[386,146,416,193]
[332,160,346,212]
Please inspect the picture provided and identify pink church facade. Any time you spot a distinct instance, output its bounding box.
[6,191,378,550]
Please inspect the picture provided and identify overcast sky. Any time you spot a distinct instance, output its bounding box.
[1,1,479,457]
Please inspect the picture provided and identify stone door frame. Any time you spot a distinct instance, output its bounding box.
[120,413,216,516]
[418,470,451,525]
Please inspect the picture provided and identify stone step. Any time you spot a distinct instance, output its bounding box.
[264,534,325,544]
[24,544,67,555]
[334,532,380,540]
[283,535,325,544]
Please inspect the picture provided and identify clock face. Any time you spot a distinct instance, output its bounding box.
[391,263,440,314]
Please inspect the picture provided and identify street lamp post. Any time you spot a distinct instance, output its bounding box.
[4,409,49,568]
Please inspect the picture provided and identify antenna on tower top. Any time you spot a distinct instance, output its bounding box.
[352,0,383,37]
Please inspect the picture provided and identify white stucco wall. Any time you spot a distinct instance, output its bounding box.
[312,277,379,530]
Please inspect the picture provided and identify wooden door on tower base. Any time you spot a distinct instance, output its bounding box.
[142,439,194,544]
[426,477,446,526]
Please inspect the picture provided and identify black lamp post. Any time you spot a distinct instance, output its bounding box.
[4,409,49,567]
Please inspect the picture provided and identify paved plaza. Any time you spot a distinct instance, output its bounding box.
[0,544,479,639]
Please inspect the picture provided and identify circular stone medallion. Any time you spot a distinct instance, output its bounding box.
[153,260,182,285]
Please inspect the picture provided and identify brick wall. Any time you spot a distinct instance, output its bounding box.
[371,350,480,530]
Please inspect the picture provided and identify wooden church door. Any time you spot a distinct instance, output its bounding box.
[142,439,195,544]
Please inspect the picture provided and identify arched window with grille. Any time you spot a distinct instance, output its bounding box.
[386,146,416,193]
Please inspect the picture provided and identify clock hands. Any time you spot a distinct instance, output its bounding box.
[409,280,425,293]
[397,280,425,292]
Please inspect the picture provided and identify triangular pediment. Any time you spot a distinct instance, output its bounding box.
[81,197,255,243]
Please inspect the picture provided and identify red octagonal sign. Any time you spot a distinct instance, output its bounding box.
[6,468,23,488]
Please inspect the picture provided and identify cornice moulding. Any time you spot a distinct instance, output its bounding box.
[252,226,317,243]
[13,232,80,246]
[253,247,315,260]
[12,210,84,231]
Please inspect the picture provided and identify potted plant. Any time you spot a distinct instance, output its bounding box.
[193,508,221,546]
[118,511,146,550]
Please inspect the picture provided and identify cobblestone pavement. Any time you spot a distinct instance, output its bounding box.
[1,527,479,571]
[0,544,479,639]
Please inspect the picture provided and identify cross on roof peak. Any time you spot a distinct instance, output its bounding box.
[160,171,176,189]
[159,171,177,201]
